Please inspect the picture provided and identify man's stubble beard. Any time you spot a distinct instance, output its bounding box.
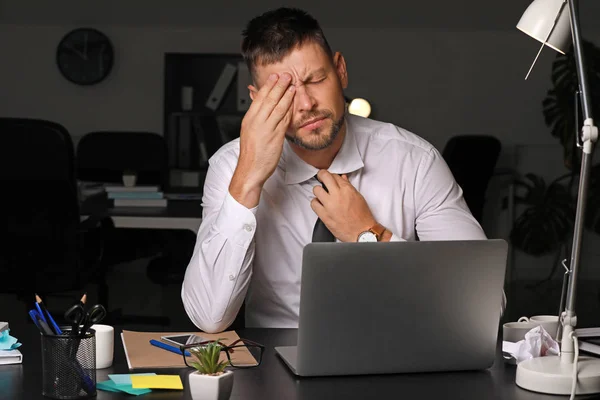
[285,107,346,151]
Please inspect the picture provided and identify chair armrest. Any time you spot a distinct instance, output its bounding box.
[79,213,113,233]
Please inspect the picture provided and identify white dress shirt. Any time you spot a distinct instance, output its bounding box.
[181,114,489,333]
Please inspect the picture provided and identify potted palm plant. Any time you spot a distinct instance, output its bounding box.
[508,39,600,266]
[187,341,234,400]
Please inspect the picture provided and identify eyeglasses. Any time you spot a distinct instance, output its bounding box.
[180,338,265,369]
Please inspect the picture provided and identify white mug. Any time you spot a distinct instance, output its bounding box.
[519,315,560,339]
[503,320,538,342]
[92,324,114,369]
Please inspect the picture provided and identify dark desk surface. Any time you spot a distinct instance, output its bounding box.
[2,327,589,400]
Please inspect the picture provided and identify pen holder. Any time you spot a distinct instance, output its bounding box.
[40,328,97,399]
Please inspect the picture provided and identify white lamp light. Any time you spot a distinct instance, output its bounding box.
[517,0,572,54]
[347,98,372,118]
[515,0,600,397]
[517,0,572,79]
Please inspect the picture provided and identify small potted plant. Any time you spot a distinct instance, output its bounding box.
[122,169,137,187]
[187,341,234,400]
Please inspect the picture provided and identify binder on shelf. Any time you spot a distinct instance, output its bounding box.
[237,62,251,112]
[205,63,237,111]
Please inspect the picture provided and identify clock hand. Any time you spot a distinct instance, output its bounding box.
[65,43,86,60]
[98,46,104,75]
[83,32,88,60]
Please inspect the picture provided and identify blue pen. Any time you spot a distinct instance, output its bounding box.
[35,294,62,335]
[150,339,191,356]
[34,302,47,324]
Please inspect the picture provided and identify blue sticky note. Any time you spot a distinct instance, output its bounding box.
[0,330,19,350]
[108,373,156,386]
[96,381,121,393]
[97,380,152,396]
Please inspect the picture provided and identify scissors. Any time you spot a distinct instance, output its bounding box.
[64,303,107,337]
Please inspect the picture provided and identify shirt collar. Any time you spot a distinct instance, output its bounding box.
[282,117,365,185]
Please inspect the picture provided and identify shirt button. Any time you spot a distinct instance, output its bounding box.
[243,224,253,232]
[229,274,235,281]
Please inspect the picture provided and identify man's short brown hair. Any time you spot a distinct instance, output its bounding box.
[241,7,333,79]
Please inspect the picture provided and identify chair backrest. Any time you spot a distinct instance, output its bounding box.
[442,135,502,224]
[0,117,82,295]
[76,131,168,188]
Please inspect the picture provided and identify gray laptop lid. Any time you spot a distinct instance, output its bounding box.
[293,239,508,376]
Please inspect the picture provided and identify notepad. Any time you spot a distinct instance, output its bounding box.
[108,373,156,386]
[130,374,183,390]
[97,380,151,396]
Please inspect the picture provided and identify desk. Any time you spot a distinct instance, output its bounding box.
[3,327,573,400]
[81,198,203,234]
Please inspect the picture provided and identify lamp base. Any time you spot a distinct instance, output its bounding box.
[516,355,600,395]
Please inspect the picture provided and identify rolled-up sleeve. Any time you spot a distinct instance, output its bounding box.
[181,149,258,333]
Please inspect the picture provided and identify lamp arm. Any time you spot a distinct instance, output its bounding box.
[568,0,592,120]
[560,0,599,364]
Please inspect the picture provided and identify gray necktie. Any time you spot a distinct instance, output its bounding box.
[312,177,336,242]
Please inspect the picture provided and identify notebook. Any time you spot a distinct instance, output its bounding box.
[0,349,23,365]
[120,330,255,370]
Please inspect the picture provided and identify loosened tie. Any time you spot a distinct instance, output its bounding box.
[312,177,336,242]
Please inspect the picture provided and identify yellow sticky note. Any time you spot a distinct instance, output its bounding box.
[130,374,183,390]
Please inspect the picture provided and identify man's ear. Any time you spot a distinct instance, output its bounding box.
[333,52,348,89]
[248,85,258,101]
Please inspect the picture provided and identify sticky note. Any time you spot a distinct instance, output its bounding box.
[130,374,183,390]
[97,380,152,396]
[0,330,20,350]
[108,373,156,386]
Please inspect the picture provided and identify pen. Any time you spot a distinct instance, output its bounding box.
[150,339,191,356]
[35,294,62,335]
[79,293,87,307]
[29,310,54,336]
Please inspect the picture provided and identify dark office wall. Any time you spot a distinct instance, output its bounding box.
[1,0,600,279]
[1,0,599,151]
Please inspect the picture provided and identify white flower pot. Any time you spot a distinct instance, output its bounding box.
[122,173,137,187]
[188,370,234,400]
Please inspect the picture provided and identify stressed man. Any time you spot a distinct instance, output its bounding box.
[182,7,492,333]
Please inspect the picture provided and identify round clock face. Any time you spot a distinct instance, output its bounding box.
[56,28,114,85]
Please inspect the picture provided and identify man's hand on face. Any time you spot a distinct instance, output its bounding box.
[310,170,379,242]
[229,73,296,208]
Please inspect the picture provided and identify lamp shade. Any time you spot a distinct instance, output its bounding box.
[517,0,571,54]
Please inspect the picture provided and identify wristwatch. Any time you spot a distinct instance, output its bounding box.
[357,223,386,242]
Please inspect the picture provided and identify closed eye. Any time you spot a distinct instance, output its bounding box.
[309,77,326,84]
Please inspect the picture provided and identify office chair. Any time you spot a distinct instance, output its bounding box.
[442,135,502,224]
[76,131,168,187]
[76,131,169,265]
[0,117,111,316]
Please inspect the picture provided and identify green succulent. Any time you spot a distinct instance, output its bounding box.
[188,341,230,375]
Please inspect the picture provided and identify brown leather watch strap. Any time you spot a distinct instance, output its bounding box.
[369,223,386,241]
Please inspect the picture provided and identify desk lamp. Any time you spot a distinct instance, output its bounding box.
[515,0,599,396]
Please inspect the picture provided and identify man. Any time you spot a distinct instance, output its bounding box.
[181,7,491,333]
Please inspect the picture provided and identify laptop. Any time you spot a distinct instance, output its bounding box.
[275,239,508,377]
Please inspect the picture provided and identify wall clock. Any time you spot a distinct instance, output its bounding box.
[56,28,114,85]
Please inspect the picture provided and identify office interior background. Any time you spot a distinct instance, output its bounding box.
[2,0,600,330]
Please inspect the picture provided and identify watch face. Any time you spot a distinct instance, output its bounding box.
[56,28,114,85]
[357,231,378,242]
